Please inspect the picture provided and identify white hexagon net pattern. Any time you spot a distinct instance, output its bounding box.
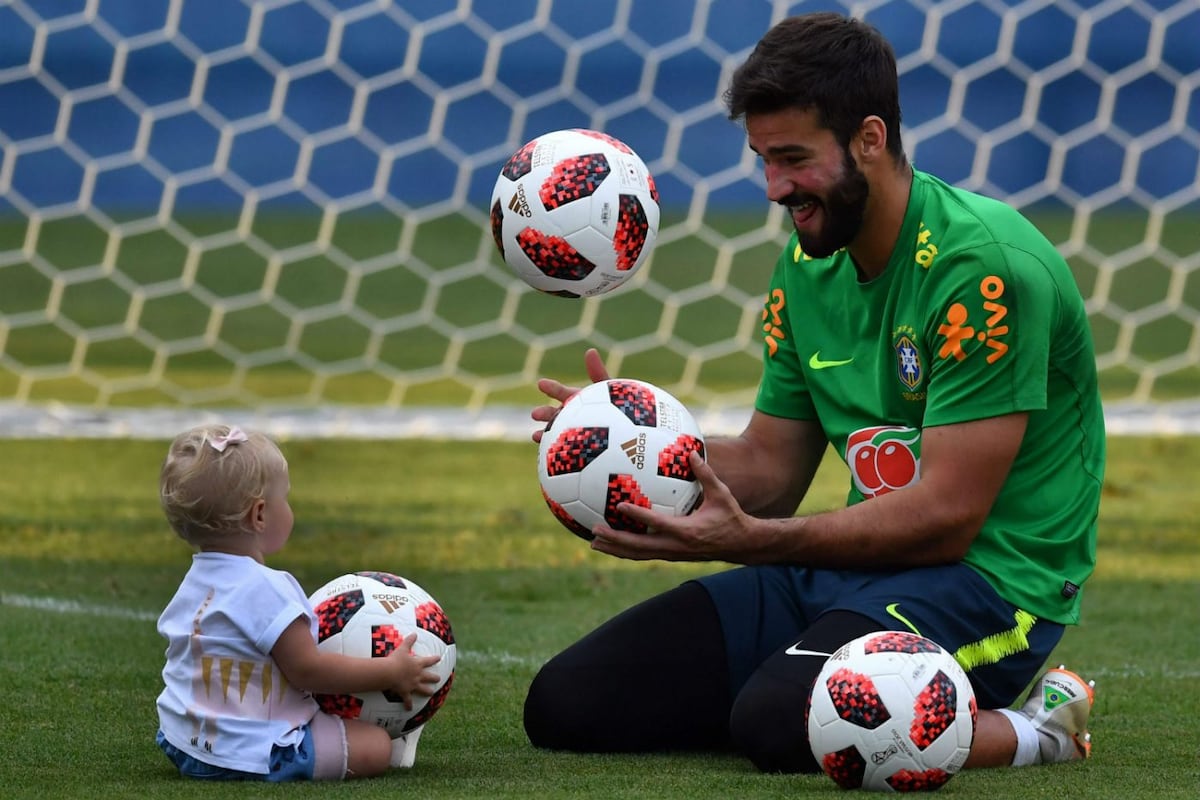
[0,0,1197,437]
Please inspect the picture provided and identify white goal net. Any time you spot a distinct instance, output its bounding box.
[1,0,1197,438]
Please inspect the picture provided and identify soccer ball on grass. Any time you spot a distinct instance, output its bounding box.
[538,378,705,539]
[490,128,660,297]
[807,631,977,792]
[308,571,456,737]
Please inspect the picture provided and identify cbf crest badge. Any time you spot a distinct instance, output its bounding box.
[893,327,925,401]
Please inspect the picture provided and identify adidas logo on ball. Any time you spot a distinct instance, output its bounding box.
[374,594,412,614]
[621,434,647,469]
[506,185,533,218]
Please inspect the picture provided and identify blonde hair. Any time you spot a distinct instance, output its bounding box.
[160,424,287,545]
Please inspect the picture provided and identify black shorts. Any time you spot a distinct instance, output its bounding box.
[695,562,1064,709]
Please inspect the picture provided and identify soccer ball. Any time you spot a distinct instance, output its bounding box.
[807,631,977,792]
[538,378,705,539]
[308,571,456,737]
[489,128,660,298]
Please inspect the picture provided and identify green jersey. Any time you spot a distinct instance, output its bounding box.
[756,169,1105,624]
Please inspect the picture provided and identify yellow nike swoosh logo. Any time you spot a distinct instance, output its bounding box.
[886,603,922,635]
[809,352,854,369]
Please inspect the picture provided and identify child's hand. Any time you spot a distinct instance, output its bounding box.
[388,632,443,710]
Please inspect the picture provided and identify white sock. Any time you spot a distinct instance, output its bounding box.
[998,708,1041,766]
[389,726,423,769]
[389,736,411,769]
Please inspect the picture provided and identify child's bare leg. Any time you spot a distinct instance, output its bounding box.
[343,719,391,778]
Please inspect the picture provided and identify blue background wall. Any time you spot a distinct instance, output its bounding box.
[0,0,1197,214]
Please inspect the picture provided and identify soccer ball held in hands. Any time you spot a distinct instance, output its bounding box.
[538,378,705,539]
[308,571,456,738]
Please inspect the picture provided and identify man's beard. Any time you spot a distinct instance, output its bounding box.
[783,150,870,259]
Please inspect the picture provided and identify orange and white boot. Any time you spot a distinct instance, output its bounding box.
[1018,665,1096,762]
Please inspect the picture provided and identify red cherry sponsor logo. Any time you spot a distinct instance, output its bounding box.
[846,426,921,498]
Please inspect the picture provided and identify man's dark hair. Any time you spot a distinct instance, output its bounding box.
[724,13,906,161]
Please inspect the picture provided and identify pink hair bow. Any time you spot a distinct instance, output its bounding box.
[209,426,249,453]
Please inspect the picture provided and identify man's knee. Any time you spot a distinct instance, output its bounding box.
[523,658,575,749]
[729,668,820,773]
[730,610,884,773]
[524,581,731,753]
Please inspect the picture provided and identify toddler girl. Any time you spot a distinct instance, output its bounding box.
[155,424,441,780]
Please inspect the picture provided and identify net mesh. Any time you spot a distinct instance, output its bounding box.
[0,0,1197,437]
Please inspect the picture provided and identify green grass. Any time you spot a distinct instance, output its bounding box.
[2,209,1198,407]
[1,436,1198,799]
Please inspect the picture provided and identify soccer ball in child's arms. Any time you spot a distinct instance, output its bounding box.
[538,378,705,539]
[490,128,660,298]
[308,571,456,737]
[807,631,977,792]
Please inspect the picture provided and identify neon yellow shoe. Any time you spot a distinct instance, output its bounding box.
[1019,666,1095,762]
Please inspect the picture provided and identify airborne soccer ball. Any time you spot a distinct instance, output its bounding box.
[807,631,977,792]
[538,378,705,539]
[490,128,660,298]
[308,571,456,737]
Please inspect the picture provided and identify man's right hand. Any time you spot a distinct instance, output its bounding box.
[531,348,612,443]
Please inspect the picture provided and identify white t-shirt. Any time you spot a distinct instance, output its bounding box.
[156,552,319,774]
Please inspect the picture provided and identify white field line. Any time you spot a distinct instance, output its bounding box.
[4,593,1197,679]
[2,592,158,621]
[0,592,542,667]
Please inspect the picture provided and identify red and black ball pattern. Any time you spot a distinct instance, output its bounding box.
[569,130,657,205]
[574,128,633,154]
[314,589,365,643]
[490,198,505,259]
[885,768,953,792]
[608,380,657,427]
[542,488,594,540]
[613,194,650,271]
[371,623,404,658]
[910,669,959,749]
[604,473,652,532]
[357,571,408,589]
[315,692,364,720]
[377,624,408,703]
[406,672,454,731]
[658,434,704,479]
[545,426,609,476]
[865,631,941,655]
[826,667,892,729]
[516,227,597,280]
[822,745,868,789]
[539,153,610,210]
[415,601,455,646]
[501,139,537,180]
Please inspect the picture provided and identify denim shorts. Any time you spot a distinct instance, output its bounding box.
[156,712,346,781]
[695,562,1065,709]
